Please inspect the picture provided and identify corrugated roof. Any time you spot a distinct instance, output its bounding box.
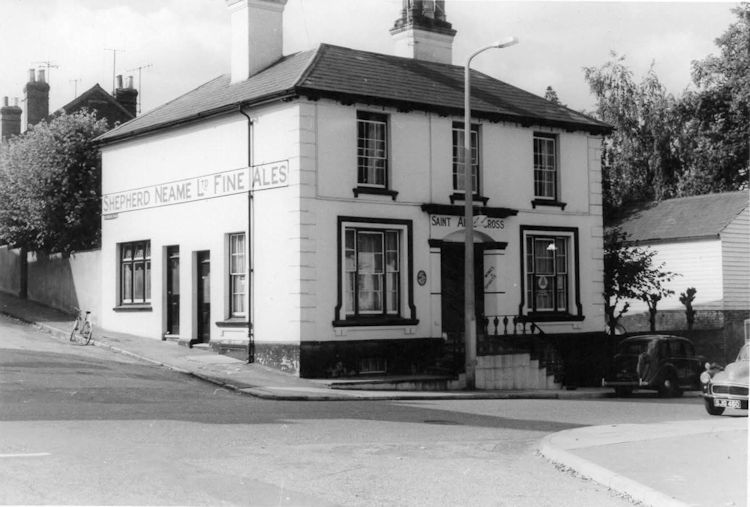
[98,43,611,143]
[613,191,749,243]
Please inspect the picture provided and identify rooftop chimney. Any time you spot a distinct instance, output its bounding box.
[390,0,456,65]
[1,96,22,142]
[22,69,50,131]
[115,74,138,118]
[226,0,288,84]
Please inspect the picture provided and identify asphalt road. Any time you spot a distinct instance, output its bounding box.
[0,314,723,506]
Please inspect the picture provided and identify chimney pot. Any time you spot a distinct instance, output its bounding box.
[116,74,123,89]
[38,69,46,83]
[3,97,8,107]
[127,76,134,89]
[227,0,288,83]
[28,69,35,82]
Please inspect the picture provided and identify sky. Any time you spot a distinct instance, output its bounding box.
[0,0,740,116]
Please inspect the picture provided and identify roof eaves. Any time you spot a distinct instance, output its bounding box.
[96,88,299,146]
[294,86,612,135]
[623,234,720,246]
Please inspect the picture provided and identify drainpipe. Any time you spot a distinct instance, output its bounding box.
[239,107,255,363]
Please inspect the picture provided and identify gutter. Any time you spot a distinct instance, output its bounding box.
[95,89,299,147]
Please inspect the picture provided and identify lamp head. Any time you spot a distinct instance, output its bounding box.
[492,36,519,49]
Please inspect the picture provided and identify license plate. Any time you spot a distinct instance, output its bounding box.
[715,399,741,409]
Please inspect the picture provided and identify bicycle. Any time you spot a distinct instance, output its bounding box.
[70,308,93,345]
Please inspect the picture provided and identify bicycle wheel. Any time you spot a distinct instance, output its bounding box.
[70,320,80,343]
[81,322,93,345]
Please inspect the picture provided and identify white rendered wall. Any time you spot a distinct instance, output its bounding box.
[101,114,250,340]
[623,239,723,314]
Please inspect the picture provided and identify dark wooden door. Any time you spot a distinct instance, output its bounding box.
[166,246,180,335]
[440,244,484,337]
[196,250,210,343]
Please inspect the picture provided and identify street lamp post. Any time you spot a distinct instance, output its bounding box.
[464,37,518,389]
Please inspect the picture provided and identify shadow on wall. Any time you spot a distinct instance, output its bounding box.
[0,247,102,325]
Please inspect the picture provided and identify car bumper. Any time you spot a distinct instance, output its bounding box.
[703,383,749,409]
[703,395,748,410]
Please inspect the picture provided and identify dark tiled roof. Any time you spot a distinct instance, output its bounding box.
[98,43,611,143]
[613,191,749,243]
[55,84,134,127]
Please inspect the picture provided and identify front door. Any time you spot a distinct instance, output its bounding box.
[196,251,210,343]
[440,243,484,340]
[166,246,180,336]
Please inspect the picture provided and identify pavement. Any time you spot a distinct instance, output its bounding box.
[1,290,747,507]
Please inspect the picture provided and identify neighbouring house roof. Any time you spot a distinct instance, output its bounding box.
[97,43,611,144]
[54,84,135,127]
[613,191,750,244]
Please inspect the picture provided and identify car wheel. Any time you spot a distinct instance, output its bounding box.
[704,398,725,416]
[614,387,632,397]
[658,374,680,397]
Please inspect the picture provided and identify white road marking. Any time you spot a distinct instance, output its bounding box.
[0,452,51,458]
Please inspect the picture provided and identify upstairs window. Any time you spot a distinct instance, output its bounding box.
[533,133,558,199]
[120,240,151,305]
[452,123,480,194]
[357,112,388,188]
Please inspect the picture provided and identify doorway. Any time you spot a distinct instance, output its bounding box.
[166,246,180,336]
[196,250,211,343]
[440,243,484,339]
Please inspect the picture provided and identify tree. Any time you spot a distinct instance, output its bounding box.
[0,110,108,255]
[679,287,697,330]
[603,229,677,336]
[544,86,562,105]
[583,53,682,221]
[678,4,750,194]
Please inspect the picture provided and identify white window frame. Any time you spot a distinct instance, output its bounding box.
[228,232,247,318]
[452,122,480,194]
[533,132,558,200]
[522,230,576,314]
[340,220,410,320]
[119,240,151,305]
[357,111,389,188]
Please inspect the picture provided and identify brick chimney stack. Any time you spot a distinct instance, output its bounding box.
[22,68,50,130]
[226,0,288,84]
[1,96,22,142]
[390,0,456,65]
[115,74,138,117]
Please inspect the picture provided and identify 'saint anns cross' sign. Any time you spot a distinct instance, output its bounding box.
[102,160,289,215]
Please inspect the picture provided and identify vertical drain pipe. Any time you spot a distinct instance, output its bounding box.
[239,107,255,363]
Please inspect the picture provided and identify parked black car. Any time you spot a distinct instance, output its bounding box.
[602,335,703,397]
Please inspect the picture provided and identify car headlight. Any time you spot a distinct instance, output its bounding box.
[700,371,712,384]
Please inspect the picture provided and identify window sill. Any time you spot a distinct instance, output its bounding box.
[353,187,398,200]
[524,312,584,322]
[531,199,567,210]
[215,319,249,328]
[113,304,153,312]
[450,193,489,205]
[333,317,419,327]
